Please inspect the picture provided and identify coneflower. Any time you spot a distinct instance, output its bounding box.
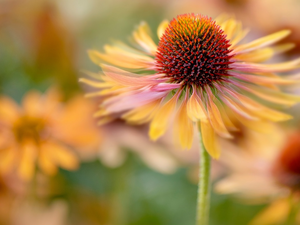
[81,14,300,225]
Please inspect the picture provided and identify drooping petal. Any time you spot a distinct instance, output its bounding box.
[174,91,194,149]
[213,96,238,131]
[205,87,232,138]
[200,121,220,159]
[149,90,181,141]
[187,86,207,121]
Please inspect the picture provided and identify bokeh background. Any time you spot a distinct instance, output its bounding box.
[1,0,300,225]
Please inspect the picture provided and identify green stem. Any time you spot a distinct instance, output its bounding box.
[196,131,211,225]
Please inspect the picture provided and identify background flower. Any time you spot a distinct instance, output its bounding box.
[215,127,300,224]
[0,89,100,180]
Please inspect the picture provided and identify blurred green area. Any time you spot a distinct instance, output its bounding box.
[54,154,264,225]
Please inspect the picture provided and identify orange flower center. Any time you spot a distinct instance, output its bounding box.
[155,14,233,87]
[12,116,47,144]
[273,133,300,190]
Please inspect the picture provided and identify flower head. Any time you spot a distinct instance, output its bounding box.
[156,15,232,87]
[0,89,100,180]
[81,13,300,158]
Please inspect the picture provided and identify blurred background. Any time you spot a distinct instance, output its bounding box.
[1,0,300,224]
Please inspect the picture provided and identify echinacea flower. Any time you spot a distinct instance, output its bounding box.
[81,13,300,158]
[0,89,100,181]
[215,129,300,225]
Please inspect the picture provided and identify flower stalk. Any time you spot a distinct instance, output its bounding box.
[196,129,211,225]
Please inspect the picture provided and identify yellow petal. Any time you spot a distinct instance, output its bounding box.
[206,99,232,139]
[200,121,220,159]
[205,85,232,137]
[269,43,295,54]
[18,143,37,181]
[219,17,249,47]
[149,92,180,141]
[233,30,291,54]
[214,98,238,131]
[174,94,194,149]
[233,73,299,85]
[38,148,57,175]
[157,20,169,39]
[252,107,293,122]
[221,19,238,41]
[132,22,157,55]
[230,27,249,47]
[235,48,274,63]
[221,94,259,120]
[244,83,300,106]
[42,142,79,171]
[249,198,290,225]
[187,88,207,122]
[88,48,153,69]
[0,147,17,174]
[234,43,295,63]
[227,90,293,122]
[232,111,271,133]
[104,44,153,61]
[79,78,115,88]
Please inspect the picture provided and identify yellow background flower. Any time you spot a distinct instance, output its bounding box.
[0,89,100,180]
